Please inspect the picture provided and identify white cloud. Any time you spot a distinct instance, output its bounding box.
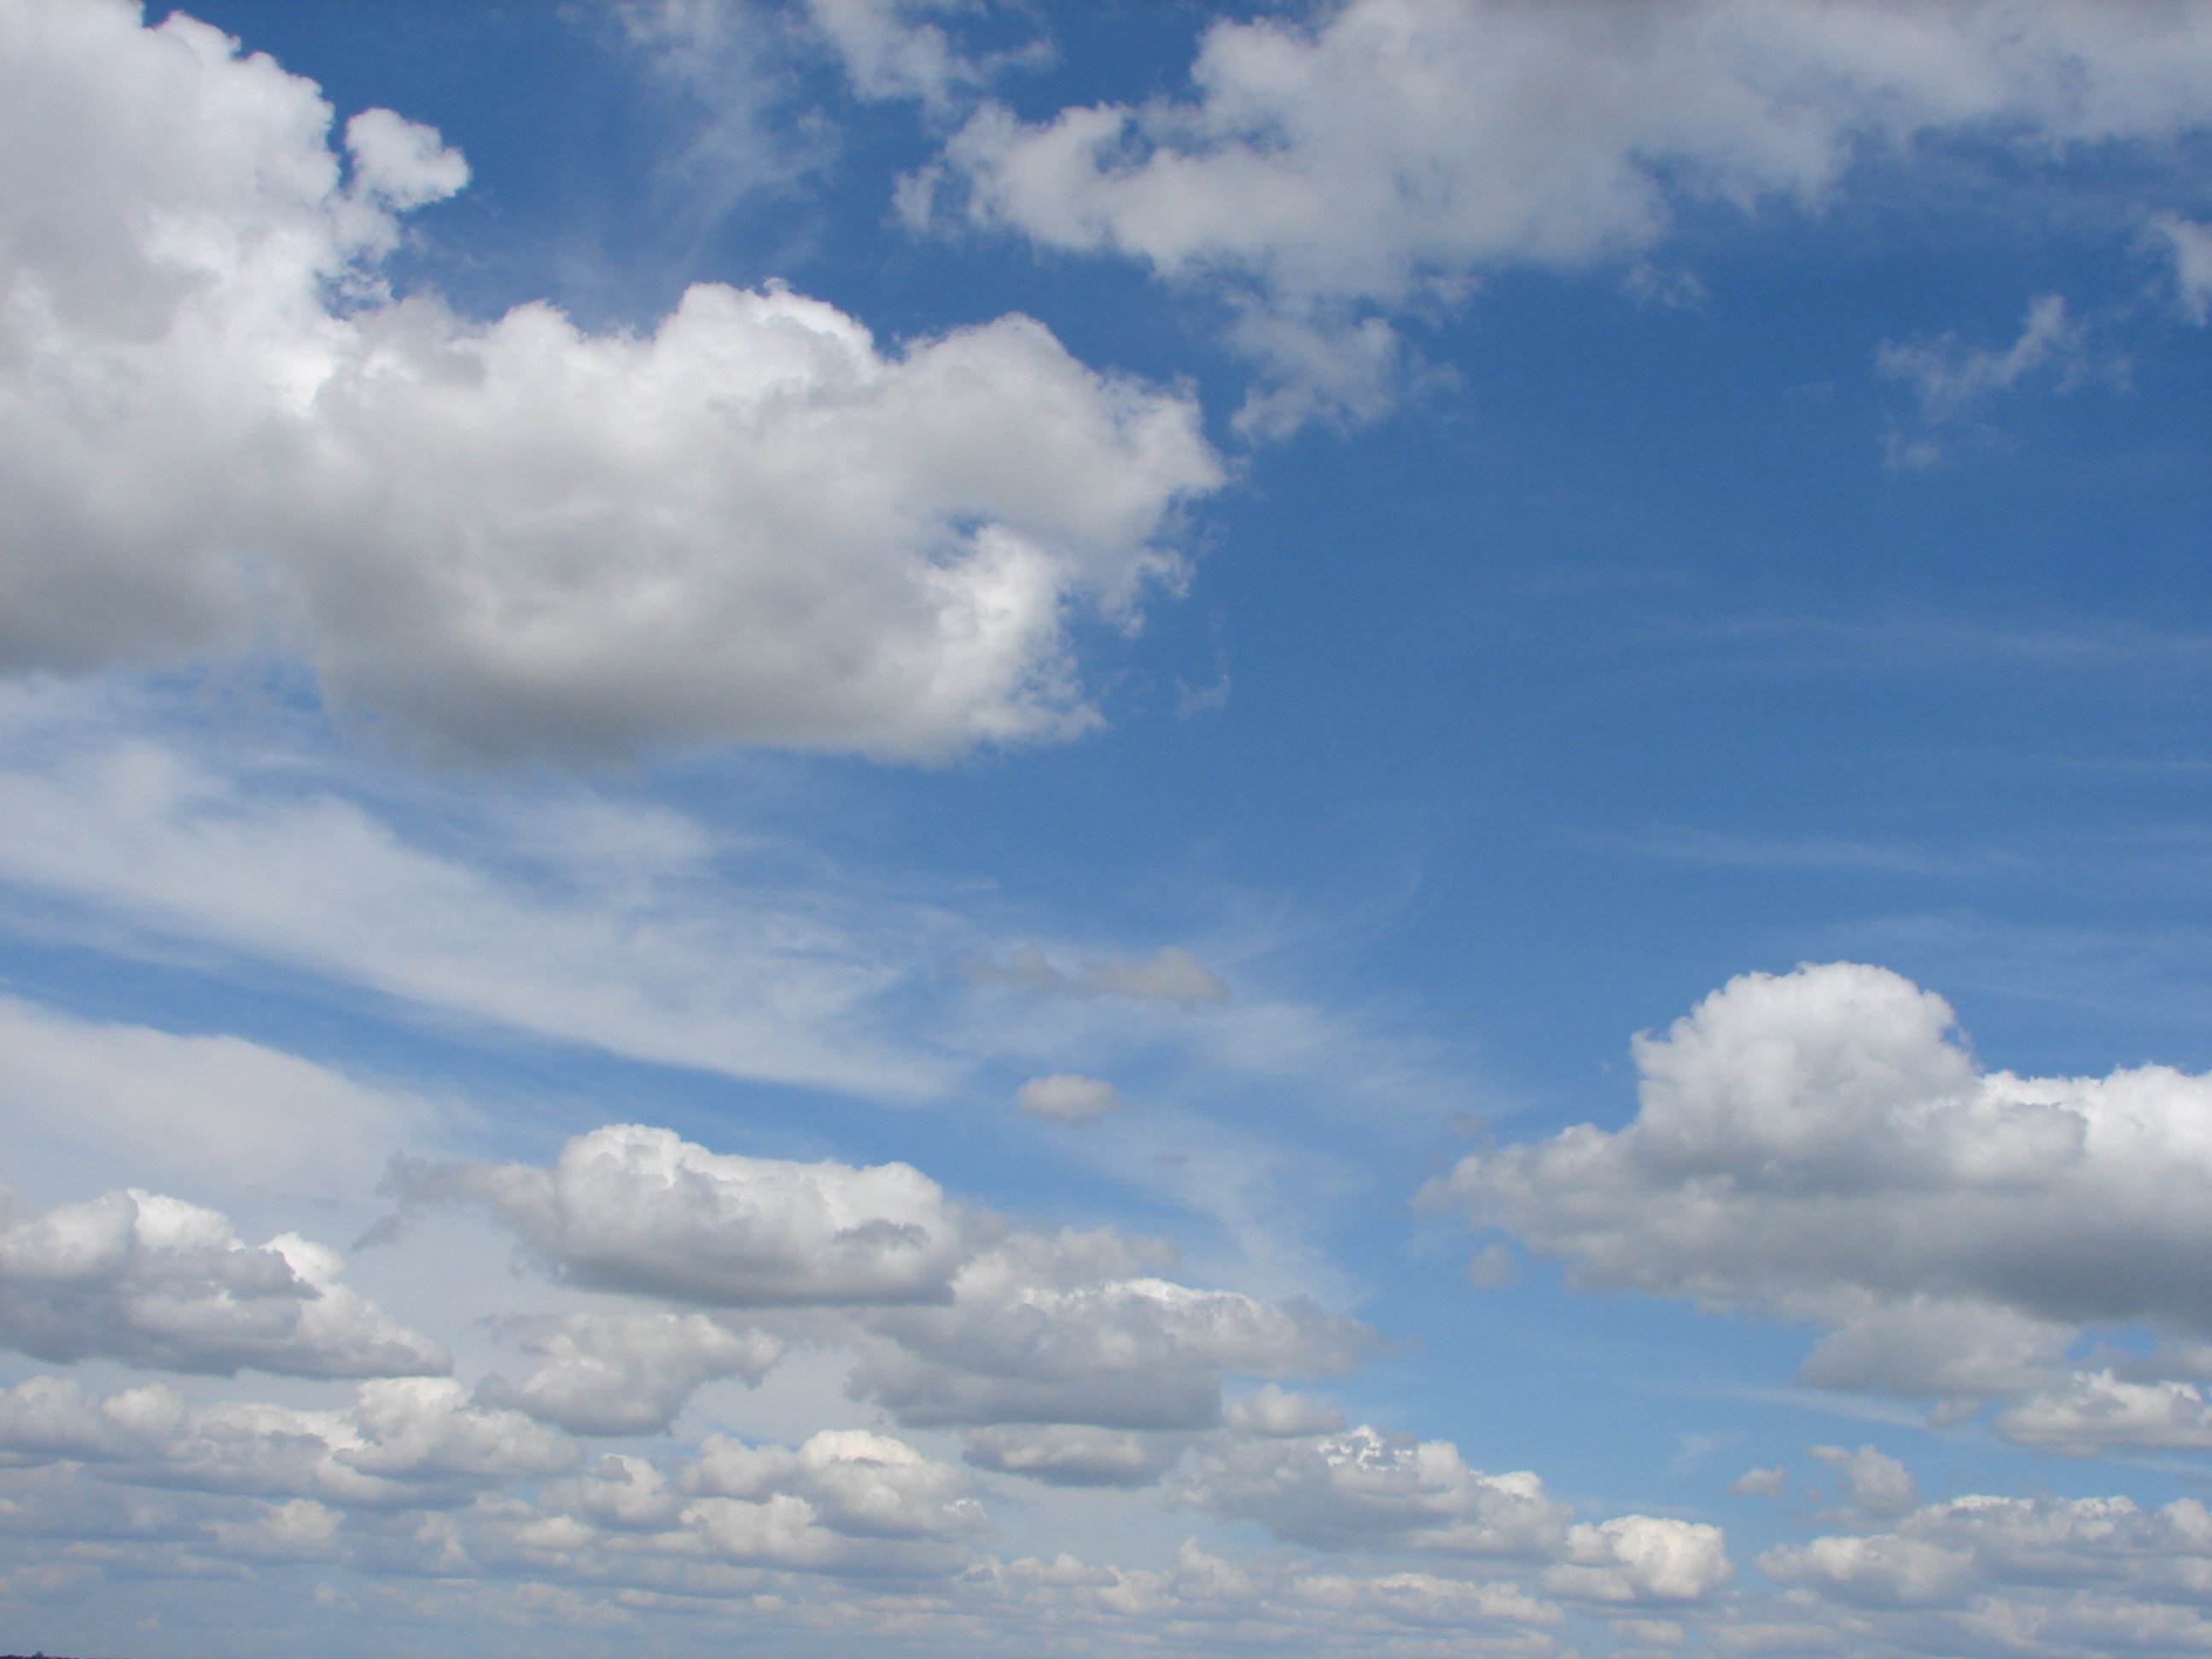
[0,1189,445,1379]
[0,1374,576,1506]
[1760,1491,2212,1623]
[933,0,2212,430]
[848,1236,1370,1432]
[1545,1516,1733,1605]
[385,1124,976,1307]
[960,1423,1188,1487]
[686,1427,986,1540]
[0,693,960,1100]
[1876,294,2108,441]
[969,944,1231,1004]
[0,993,436,1208]
[476,1311,783,1435]
[391,1125,1371,1444]
[1994,1369,2212,1456]
[1812,1444,1918,1516]
[1731,1465,1790,1498]
[1015,1073,1122,1123]
[0,0,1220,760]
[1225,1382,1346,1438]
[2149,212,2212,322]
[1177,1424,1571,1556]
[1435,961,2212,1405]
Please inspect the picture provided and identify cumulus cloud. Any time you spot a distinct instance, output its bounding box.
[0,0,1220,760]
[1995,1370,2212,1456]
[1731,1465,1790,1498]
[387,1125,1370,1450]
[477,1311,784,1435]
[0,1374,576,1506]
[960,1423,1188,1488]
[0,1189,445,1379]
[1761,1491,2212,1622]
[931,0,2212,430]
[1015,1073,1122,1123]
[382,1124,975,1307]
[1545,1516,1733,1605]
[1813,1444,1918,1516]
[969,944,1231,1004]
[1434,961,2212,1406]
[848,1232,1370,1433]
[1178,1424,1571,1556]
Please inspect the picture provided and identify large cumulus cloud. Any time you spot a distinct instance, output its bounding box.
[0,1188,445,1378]
[930,0,2212,432]
[0,0,1220,760]
[1435,962,2212,1417]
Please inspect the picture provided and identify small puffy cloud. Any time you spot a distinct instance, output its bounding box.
[1812,1445,1918,1516]
[934,0,2212,431]
[0,0,1220,760]
[1877,294,2091,420]
[2149,213,2212,322]
[1434,962,2212,1405]
[1545,1516,1733,1605]
[383,1124,975,1307]
[687,1428,985,1540]
[671,1427,986,1576]
[1731,1465,1790,1499]
[1016,1073,1121,1123]
[476,1311,783,1435]
[960,1423,1187,1488]
[970,944,1231,1004]
[1177,1424,1571,1556]
[0,1189,446,1379]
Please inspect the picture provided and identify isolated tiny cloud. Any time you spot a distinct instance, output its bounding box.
[1016,1072,1121,1122]
[0,1,1220,761]
[1433,961,2212,1419]
[969,944,1231,1004]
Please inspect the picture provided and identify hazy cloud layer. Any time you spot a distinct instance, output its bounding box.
[0,0,1220,760]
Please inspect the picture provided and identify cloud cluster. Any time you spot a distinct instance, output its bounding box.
[1435,962,2212,1416]
[0,0,1220,760]
[0,1374,574,1506]
[0,1188,445,1378]
[385,1124,976,1307]
[387,1124,1369,1452]
[928,0,2212,431]
[1761,1490,2212,1655]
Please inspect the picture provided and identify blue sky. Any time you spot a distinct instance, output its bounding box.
[3,3,2212,1654]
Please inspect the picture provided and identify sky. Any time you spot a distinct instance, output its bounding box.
[2,1,2212,1654]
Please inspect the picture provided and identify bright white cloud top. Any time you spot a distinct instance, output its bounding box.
[2,2,2210,1656]
[0,0,1220,760]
